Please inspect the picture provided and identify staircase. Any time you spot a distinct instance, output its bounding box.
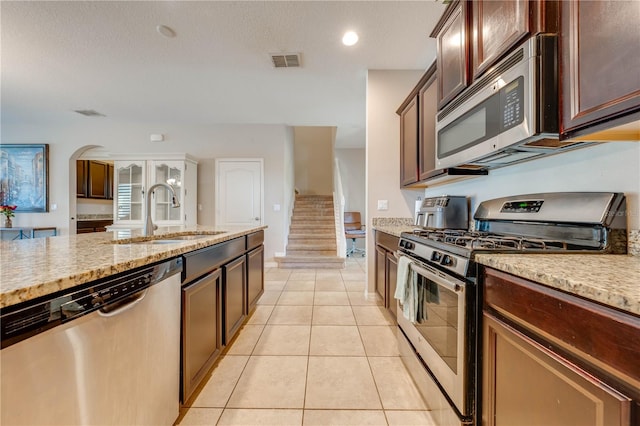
[275,195,345,269]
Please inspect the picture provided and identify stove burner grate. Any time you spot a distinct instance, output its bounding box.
[411,229,569,251]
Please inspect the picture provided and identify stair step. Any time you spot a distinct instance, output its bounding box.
[296,195,333,200]
[286,249,337,256]
[293,208,334,217]
[291,217,334,223]
[290,222,336,232]
[289,230,336,242]
[287,242,336,250]
[275,254,345,269]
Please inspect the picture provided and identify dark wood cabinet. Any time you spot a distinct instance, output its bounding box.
[560,0,640,140]
[181,269,222,403]
[246,245,264,312]
[386,251,398,318]
[418,66,438,181]
[433,0,468,109]
[223,255,247,345]
[375,245,387,302]
[431,0,557,109]
[471,0,529,79]
[374,231,400,319]
[77,160,114,200]
[76,160,88,197]
[76,219,113,233]
[87,161,108,199]
[482,267,639,426]
[399,95,419,186]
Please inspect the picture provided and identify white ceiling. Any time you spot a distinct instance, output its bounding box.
[1,1,446,148]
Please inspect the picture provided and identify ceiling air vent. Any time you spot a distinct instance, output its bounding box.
[74,109,105,117]
[270,53,301,68]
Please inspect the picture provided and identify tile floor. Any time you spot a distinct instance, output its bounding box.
[176,256,435,426]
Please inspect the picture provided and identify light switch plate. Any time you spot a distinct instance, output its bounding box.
[377,200,388,210]
[273,204,281,211]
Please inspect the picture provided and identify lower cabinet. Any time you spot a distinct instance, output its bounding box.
[181,269,222,403]
[374,231,400,319]
[386,251,398,318]
[247,245,264,312]
[223,255,247,345]
[180,232,264,403]
[482,267,638,426]
[76,220,113,233]
[483,313,632,426]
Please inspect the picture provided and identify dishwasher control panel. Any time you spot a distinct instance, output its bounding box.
[0,258,182,349]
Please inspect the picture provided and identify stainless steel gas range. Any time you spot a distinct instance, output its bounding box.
[395,192,627,425]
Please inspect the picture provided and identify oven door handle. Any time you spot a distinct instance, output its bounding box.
[407,260,462,293]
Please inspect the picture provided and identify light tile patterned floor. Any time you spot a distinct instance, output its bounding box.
[176,256,435,426]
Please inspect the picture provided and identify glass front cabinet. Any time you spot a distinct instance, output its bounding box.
[113,156,198,228]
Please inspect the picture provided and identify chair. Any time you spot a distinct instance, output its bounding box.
[344,212,366,257]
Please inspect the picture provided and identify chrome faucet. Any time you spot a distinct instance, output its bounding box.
[144,183,180,236]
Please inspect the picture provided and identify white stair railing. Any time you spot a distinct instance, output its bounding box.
[333,158,347,258]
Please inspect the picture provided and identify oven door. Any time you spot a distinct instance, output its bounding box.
[396,253,470,417]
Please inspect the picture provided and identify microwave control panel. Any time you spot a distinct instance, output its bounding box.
[500,76,524,130]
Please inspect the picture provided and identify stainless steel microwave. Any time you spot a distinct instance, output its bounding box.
[436,35,589,170]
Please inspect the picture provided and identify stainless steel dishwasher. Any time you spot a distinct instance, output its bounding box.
[1,258,182,426]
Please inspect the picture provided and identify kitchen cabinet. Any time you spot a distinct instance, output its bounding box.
[431,0,557,110]
[180,233,262,402]
[399,95,419,186]
[471,0,528,79]
[87,160,108,199]
[418,65,438,181]
[482,267,639,426]
[76,219,113,234]
[559,0,640,141]
[374,231,399,319]
[246,231,264,312]
[397,63,487,188]
[76,160,114,200]
[223,255,247,345]
[432,0,468,109]
[76,160,88,197]
[398,64,438,187]
[181,268,222,403]
[112,156,197,228]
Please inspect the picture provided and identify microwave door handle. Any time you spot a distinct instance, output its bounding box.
[409,263,461,293]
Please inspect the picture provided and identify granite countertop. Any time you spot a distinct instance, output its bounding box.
[371,218,414,238]
[475,253,640,317]
[0,225,267,309]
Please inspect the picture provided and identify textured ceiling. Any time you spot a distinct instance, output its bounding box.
[1,1,446,148]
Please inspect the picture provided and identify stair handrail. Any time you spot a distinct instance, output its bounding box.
[333,158,347,257]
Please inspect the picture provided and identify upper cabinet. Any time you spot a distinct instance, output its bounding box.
[559,0,640,140]
[433,1,468,109]
[112,155,198,228]
[471,0,529,79]
[399,95,419,186]
[418,66,438,181]
[76,160,114,200]
[431,0,558,110]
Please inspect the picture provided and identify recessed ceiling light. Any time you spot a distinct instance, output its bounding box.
[156,25,176,38]
[342,31,359,46]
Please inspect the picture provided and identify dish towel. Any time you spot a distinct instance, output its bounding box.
[394,256,418,322]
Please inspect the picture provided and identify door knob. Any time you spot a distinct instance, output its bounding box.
[254,217,260,221]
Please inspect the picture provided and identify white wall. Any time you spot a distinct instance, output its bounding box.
[293,126,334,195]
[424,142,640,229]
[366,70,425,290]
[336,148,366,250]
[1,121,293,261]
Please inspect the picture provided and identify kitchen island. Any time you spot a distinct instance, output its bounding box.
[0,224,267,309]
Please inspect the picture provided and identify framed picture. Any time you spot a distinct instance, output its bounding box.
[0,144,49,212]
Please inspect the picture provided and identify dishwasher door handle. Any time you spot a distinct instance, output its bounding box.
[98,289,148,317]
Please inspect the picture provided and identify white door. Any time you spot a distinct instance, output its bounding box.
[215,159,263,227]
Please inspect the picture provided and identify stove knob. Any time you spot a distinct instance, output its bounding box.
[442,255,452,266]
[432,252,442,262]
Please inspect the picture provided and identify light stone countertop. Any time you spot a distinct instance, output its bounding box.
[371,222,640,316]
[0,225,266,309]
[475,253,640,317]
[371,218,414,238]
